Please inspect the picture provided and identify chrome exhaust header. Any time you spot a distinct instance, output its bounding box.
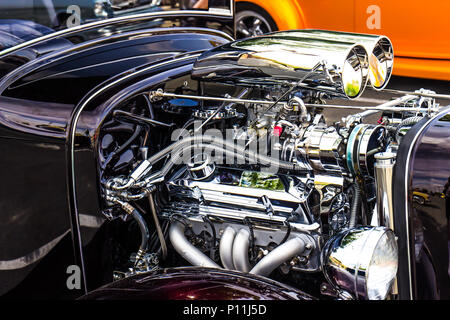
[232,229,252,273]
[250,237,307,277]
[219,226,236,270]
[169,221,220,269]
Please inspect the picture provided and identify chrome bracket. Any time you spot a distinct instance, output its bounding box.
[261,195,274,218]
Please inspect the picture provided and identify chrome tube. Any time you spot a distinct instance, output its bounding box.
[169,221,220,268]
[374,152,396,229]
[250,237,306,277]
[141,136,305,185]
[344,94,418,127]
[151,91,437,113]
[220,227,236,270]
[232,229,251,272]
[192,32,369,98]
[275,30,394,90]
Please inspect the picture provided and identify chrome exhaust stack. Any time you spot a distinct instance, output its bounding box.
[275,30,394,90]
[192,32,370,99]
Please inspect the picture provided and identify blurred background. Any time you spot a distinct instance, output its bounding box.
[0,0,449,105]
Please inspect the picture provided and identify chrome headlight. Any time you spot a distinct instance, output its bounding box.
[322,226,398,300]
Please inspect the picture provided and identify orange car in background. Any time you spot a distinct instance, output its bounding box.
[235,0,450,81]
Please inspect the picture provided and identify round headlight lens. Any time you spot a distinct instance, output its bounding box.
[323,227,398,300]
[366,229,398,300]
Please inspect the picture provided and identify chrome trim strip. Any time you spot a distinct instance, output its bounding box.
[0,10,233,58]
[200,190,294,213]
[196,205,321,232]
[0,230,70,270]
[186,180,305,203]
[165,204,321,233]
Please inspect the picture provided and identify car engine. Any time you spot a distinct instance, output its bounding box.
[95,30,442,299]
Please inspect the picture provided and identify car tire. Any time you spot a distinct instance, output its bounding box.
[235,3,278,39]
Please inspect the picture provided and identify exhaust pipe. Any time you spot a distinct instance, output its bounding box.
[192,32,370,99]
[171,221,310,278]
[220,227,236,270]
[169,221,220,268]
[274,29,394,90]
[374,152,396,229]
[250,237,307,277]
[232,229,251,272]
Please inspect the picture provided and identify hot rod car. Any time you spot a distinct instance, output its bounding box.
[0,0,449,300]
